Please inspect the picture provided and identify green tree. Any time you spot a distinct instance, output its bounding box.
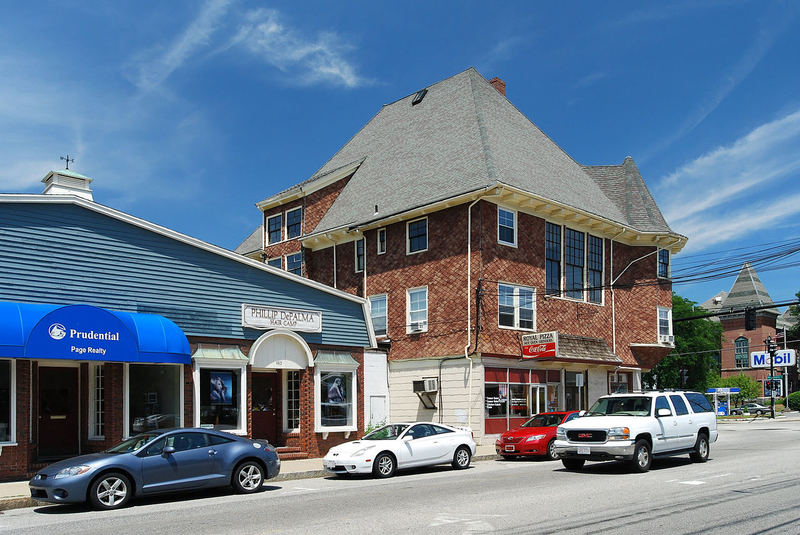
[787,290,800,340]
[643,293,723,391]
[709,373,761,404]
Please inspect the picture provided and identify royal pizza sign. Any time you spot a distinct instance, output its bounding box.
[521,331,558,359]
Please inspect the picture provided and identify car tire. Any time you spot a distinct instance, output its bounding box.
[690,433,710,463]
[630,439,652,473]
[561,459,585,471]
[545,439,558,461]
[232,461,265,493]
[755,410,763,415]
[452,446,471,469]
[89,472,132,510]
[373,452,396,478]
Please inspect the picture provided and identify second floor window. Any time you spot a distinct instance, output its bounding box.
[286,208,302,239]
[735,337,749,368]
[407,218,428,254]
[377,228,386,255]
[658,307,672,338]
[565,228,584,300]
[355,239,365,272]
[369,294,387,337]
[498,284,535,330]
[267,214,282,244]
[407,287,428,332]
[546,222,561,295]
[498,208,516,246]
[587,235,603,304]
[287,252,302,275]
[658,249,670,278]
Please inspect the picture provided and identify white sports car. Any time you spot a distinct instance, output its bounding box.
[323,422,476,478]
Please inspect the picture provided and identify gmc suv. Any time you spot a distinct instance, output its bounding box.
[554,391,718,472]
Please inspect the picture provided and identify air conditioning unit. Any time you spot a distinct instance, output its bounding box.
[412,380,425,393]
[423,378,439,392]
[659,334,675,344]
[410,321,425,332]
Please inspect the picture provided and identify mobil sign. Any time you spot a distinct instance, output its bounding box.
[522,331,558,359]
[750,349,796,369]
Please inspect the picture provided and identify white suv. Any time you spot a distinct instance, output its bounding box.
[554,391,718,472]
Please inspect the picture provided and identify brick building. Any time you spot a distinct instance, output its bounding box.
[0,170,376,481]
[236,68,686,442]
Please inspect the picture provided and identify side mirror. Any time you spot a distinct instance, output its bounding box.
[656,408,672,418]
[579,410,587,417]
[161,446,176,457]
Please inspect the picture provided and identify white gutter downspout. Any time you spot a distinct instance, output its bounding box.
[611,240,659,354]
[465,186,504,432]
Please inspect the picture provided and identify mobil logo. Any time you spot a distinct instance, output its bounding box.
[750,349,796,368]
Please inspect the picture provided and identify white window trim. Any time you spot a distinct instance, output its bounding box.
[546,221,606,307]
[369,294,388,338]
[89,363,105,440]
[497,206,518,247]
[192,360,248,436]
[377,228,386,255]
[266,257,282,269]
[285,207,303,240]
[267,213,283,245]
[314,362,358,433]
[125,363,185,438]
[355,238,365,273]
[406,286,429,334]
[406,217,428,255]
[285,251,303,275]
[658,306,673,339]
[0,359,16,446]
[283,369,301,433]
[657,248,671,279]
[497,283,537,331]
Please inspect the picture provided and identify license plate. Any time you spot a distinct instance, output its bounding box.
[577,446,590,455]
[326,460,335,469]
[504,445,515,452]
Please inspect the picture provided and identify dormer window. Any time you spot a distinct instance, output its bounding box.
[411,89,428,106]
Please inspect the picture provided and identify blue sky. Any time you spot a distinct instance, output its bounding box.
[2,0,799,309]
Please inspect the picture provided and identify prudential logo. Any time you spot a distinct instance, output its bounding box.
[48,323,67,340]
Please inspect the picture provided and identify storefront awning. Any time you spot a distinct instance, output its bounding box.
[0,302,190,364]
[314,350,359,367]
[536,334,622,365]
[192,344,249,361]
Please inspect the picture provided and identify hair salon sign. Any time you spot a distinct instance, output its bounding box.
[242,304,322,333]
[521,331,558,359]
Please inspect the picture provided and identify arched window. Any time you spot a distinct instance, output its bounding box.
[734,337,749,368]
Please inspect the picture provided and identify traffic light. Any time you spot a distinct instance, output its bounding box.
[745,307,756,331]
[767,337,778,354]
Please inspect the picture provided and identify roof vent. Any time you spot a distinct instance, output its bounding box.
[41,170,94,201]
[411,89,428,106]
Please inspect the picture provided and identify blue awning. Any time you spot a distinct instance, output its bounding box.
[0,302,190,364]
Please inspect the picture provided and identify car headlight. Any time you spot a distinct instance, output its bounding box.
[53,465,92,479]
[607,427,630,440]
[556,427,566,439]
[525,434,546,442]
[352,445,376,457]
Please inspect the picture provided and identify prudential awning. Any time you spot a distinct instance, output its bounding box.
[0,302,191,364]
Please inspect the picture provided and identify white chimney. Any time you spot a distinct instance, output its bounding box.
[41,170,94,201]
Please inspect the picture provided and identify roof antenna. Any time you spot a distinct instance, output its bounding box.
[60,155,75,170]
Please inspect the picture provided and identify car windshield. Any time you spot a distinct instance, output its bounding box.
[105,432,162,453]
[362,424,409,440]
[522,414,563,427]
[586,397,651,416]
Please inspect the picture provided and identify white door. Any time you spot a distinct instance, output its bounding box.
[530,385,546,414]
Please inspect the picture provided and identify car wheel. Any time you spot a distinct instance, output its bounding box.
[89,472,132,510]
[690,433,710,463]
[755,410,763,415]
[232,461,264,493]
[561,459,585,471]
[373,452,396,478]
[630,439,652,473]
[545,439,558,461]
[502,455,516,461]
[452,446,471,469]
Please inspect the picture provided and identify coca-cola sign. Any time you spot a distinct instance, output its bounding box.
[521,331,558,359]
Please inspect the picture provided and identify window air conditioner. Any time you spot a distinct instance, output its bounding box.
[424,378,439,392]
[659,334,674,343]
[412,380,425,393]
[410,321,425,332]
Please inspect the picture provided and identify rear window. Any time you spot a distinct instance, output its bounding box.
[684,392,714,413]
[670,395,689,416]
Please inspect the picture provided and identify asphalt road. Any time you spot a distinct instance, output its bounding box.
[3,419,799,534]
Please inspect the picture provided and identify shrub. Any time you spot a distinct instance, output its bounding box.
[788,391,800,411]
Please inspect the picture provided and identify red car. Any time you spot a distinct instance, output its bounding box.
[496,411,580,460]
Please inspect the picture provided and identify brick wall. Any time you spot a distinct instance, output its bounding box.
[719,315,776,382]
[0,360,31,482]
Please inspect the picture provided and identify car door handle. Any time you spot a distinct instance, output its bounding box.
[673,421,677,426]
[208,449,217,456]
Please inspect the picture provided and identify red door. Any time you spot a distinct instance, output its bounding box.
[251,373,277,444]
[39,367,79,458]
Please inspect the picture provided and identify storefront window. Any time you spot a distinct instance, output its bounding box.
[509,384,529,417]
[0,360,11,442]
[90,364,105,439]
[129,364,181,436]
[199,368,241,431]
[484,383,507,418]
[320,371,353,427]
[285,370,300,431]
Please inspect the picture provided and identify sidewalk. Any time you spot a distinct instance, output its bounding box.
[0,444,500,511]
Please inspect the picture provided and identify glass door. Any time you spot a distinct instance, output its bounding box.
[529,385,546,415]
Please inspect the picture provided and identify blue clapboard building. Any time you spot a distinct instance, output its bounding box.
[0,170,377,480]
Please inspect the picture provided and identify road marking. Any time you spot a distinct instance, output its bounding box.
[679,481,706,485]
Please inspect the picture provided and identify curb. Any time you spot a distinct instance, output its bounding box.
[0,454,502,512]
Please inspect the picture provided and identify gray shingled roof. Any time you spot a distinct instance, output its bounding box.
[720,262,780,315]
[234,224,262,256]
[558,334,622,364]
[261,68,675,236]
